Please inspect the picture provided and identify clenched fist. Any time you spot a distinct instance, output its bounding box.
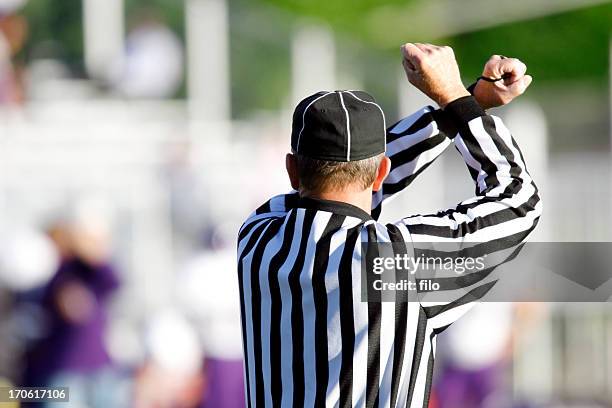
[401,43,470,108]
[473,55,533,109]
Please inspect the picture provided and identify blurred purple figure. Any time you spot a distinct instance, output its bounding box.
[434,304,513,408]
[23,257,119,386]
[201,358,245,408]
[21,216,124,408]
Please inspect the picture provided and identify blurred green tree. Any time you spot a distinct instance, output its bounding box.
[16,0,612,118]
[448,4,612,83]
[20,0,84,75]
[257,0,612,83]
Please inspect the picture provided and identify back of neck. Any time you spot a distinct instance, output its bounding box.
[301,188,373,214]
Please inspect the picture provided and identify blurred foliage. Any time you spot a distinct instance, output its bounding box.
[255,0,407,32]
[13,0,612,118]
[229,0,294,115]
[19,0,84,74]
[446,3,612,83]
[124,0,185,38]
[258,0,612,83]
[246,1,611,117]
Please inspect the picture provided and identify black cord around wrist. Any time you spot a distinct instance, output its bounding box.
[467,81,478,95]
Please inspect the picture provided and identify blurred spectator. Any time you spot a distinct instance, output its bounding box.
[163,141,212,258]
[0,226,59,382]
[133,310,204,408]
[178,224,245,408]
[0,286,16,379]
[110,9,183,99]
[434,303,514,408]
[0,0,28,104]
[434,303,545,408]
[21,215,122,408]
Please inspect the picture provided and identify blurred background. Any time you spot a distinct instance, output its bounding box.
[0,0,610,407]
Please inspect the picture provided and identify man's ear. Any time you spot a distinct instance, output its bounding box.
[372,156,391,192]
[286,153,300,190]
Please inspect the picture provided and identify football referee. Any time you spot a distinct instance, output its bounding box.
[237,43,541,408]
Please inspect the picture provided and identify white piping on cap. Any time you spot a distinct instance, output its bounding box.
[338,91,351,161]
[345,90,387,151]
[295,91,334,153]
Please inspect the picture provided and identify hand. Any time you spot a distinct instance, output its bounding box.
[401,43,470,108]
[473,55,533,109]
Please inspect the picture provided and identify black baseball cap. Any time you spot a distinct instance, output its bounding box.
[291,90,387,162]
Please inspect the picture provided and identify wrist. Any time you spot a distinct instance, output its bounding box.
[444,95,486,124]
[472,80,496,110]
[467,80,478,96]
[437,86,471,108]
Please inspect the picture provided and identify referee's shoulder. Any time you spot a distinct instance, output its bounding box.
[238,210,285,244]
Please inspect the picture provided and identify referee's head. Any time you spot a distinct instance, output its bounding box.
[286,90,391,200]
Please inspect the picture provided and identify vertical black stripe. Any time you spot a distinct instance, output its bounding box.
[249,218,285,407]
[313,214,347,407]
[237,220,276,408]
[386,224,409,407]
[268,211,298,403]
[421,326,447,408]
[421,343,435,408]
[406,308,428,407]
[365,224,381,408]
[458,117,500,191]
[482,115,521,179]
[338,224,363,408]
[454,143,480,185]
[284,192,300,209]
[371,198,382,221]
[289,209,317,408]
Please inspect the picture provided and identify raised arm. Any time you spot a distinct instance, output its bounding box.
[372,47,533,220]
[371,107,457,219]
[396,43,539,245]
[402,96,541,244]
[390,43,540,328]
[400,96,541,329]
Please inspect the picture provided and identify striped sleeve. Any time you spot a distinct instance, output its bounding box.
[372,106,459,220]
[397,96,542,329]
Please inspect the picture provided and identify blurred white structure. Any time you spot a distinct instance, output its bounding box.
[83,0,124,81]
[178,248,243,359]
[504,101,550,241]
[291,24,336,105]
[186,0,230,122]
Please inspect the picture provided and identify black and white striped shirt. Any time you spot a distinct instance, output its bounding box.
[237,97,542,408]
